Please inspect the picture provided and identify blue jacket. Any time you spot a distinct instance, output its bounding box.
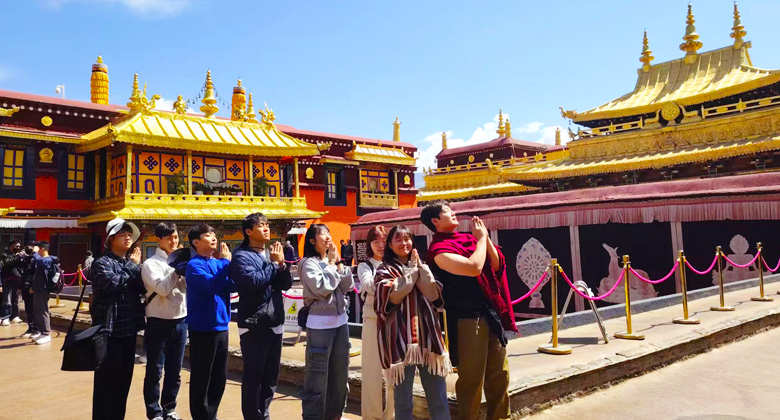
[185,255,233,332]
[230,246,292,329]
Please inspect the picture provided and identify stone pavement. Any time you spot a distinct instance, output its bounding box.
[28,277,780,418]
[0,320,361,420]
[522,324,780,420]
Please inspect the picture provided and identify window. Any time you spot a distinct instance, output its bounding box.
[67,154,86,190]
[327,171,338,200]
[324,168,346,206]
[3,149,24,188]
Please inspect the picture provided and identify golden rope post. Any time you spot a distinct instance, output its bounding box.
[614,254,645,340]
[50,265,67,308]
[538,259,572,355]
[711,246,735,311]
[77,264,88,312]
[751,242,773,302]
[442,309,450,352]
[673,251,700,324]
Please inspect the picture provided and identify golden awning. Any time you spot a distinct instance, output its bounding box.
[78,193,325,224]
[571,43,780,122]
[502,135,780,181]
[77,109,320,157]
[344,143,415,166]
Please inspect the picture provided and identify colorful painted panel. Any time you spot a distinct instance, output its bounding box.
[360,170,390,193]
[250,160,281,197]
[67,154,86,190]
[110,155,127,195]
[3,149,24,187]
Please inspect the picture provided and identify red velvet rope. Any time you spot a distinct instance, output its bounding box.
[559,266,625,301]
[721,252,760,268]
[510,270,548,305]
[630,260,679,284]
[684,255,719,275]
[762,256,780,273]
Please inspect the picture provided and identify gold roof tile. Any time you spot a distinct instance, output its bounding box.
[344,143,415,166]
[571,43,780,122]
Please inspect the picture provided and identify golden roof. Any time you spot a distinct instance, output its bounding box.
[78,193,324,224]
[77,109,320,157]
[571,43,780,122]
[344,142,415,166]
[502,135,780,181]
[419,182,535,202]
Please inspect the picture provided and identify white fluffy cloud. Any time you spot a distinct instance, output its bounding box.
[42,0,191,17]
[415,112,565,172]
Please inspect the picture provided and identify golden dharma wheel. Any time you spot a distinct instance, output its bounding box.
[660,103,681,122]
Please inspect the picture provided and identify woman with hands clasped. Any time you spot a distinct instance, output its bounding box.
[375,225,451,420]
[299,224,354,420]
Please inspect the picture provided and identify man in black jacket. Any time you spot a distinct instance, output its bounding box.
[229,213,291,420]
[19,242,39,337]
[0,239,24,326]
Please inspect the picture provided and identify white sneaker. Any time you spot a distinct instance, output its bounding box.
[29,332,41,340]
[21,330,34,338]
[0,318,9,326]
[35,335,51,344]
[11,317,22,324]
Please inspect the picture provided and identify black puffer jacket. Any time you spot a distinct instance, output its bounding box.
[0,249,24,285]
[90,252,146,338]
[229,246,292,329]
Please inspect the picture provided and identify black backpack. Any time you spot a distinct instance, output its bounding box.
[47,259,65,294]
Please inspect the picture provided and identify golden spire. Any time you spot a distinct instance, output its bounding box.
[639,30,654,72]
[555,127,561,146]
[505,119,511,138]
[680,3,703,64]
[90,55,109,105]
[127,73,144,112]
[731,2,746,49]
[200,70,219,118]
[392,117,401,142]
[496,109,505,137]
[245,93,257,123]
[231,78,247,121]
[441,131,448,150]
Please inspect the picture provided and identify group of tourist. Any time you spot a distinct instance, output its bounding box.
[1,239,60,345]
[2,198,515,420]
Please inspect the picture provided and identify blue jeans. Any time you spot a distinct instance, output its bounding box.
[301,324,350,420]
[143,317,188,419]
[394,364,451,420]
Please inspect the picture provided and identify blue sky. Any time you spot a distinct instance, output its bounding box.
[3,0,780,177]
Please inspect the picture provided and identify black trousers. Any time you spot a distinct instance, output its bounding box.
[240,328,283,420]
[20,285,36,331]
[189,330,229,420]
[93,335,137,420]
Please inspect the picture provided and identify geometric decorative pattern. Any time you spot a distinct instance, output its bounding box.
[265,165,277,178]
[191,160,201,173]
[143,155,158,171]
[252,165,261,177]
[229,163,241,177]
[381,180,388,190]
[164,157,180,173]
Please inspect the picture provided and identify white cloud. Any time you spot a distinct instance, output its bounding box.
[414,113,566,172]
[42,0,191,17]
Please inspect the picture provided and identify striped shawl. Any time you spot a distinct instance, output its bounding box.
[374,259,451,387]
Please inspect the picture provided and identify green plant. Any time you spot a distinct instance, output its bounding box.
[253,177,269,196]
[168,170,188,195]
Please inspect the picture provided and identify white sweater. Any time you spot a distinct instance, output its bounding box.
[357,258,382,320]
[142,247,187,320]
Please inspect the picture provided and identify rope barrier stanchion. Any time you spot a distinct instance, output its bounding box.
[711,246,735,312]
[614,255,645,341]
[751,242,773,302]
[50,265,69,308]
[538,258,572,355]
[673,251,700,325]
[77,265,88,312]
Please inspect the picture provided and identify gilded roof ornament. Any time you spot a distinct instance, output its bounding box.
[559,106,578,120]
[505,119,512,138]
[259,103,276,125]
[555,127,562,146]
[496,109,505,137]
[392,116,401,142]
[245,93,258,123]
[173,95,188,114]
[0,106,19,117]
[231,78,247,121]
[90,55,109,105]
[731,2,746,49]
[127,73,144,112]
[441,131,448,150]
[680,3,703,64]
[200,70,219,118]
[639,30,654,72]
[316,142,332,152]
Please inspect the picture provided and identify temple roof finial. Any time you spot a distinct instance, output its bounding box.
[731,2,746,49]
[200,70,219,118]
[496,109,505,137]
[90,55,109,105]
[127,73,143,112]
[639,30,654,72]
[231,78,247,121]
[245,93,257,123]
[505,119,511,138]
[441,131,448,150]
[555,127,561,146]
[392,116,401,142]
[680,3,703,64]
[173,95,187,114]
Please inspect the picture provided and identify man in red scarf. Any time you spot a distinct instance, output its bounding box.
[422,200,515,420]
